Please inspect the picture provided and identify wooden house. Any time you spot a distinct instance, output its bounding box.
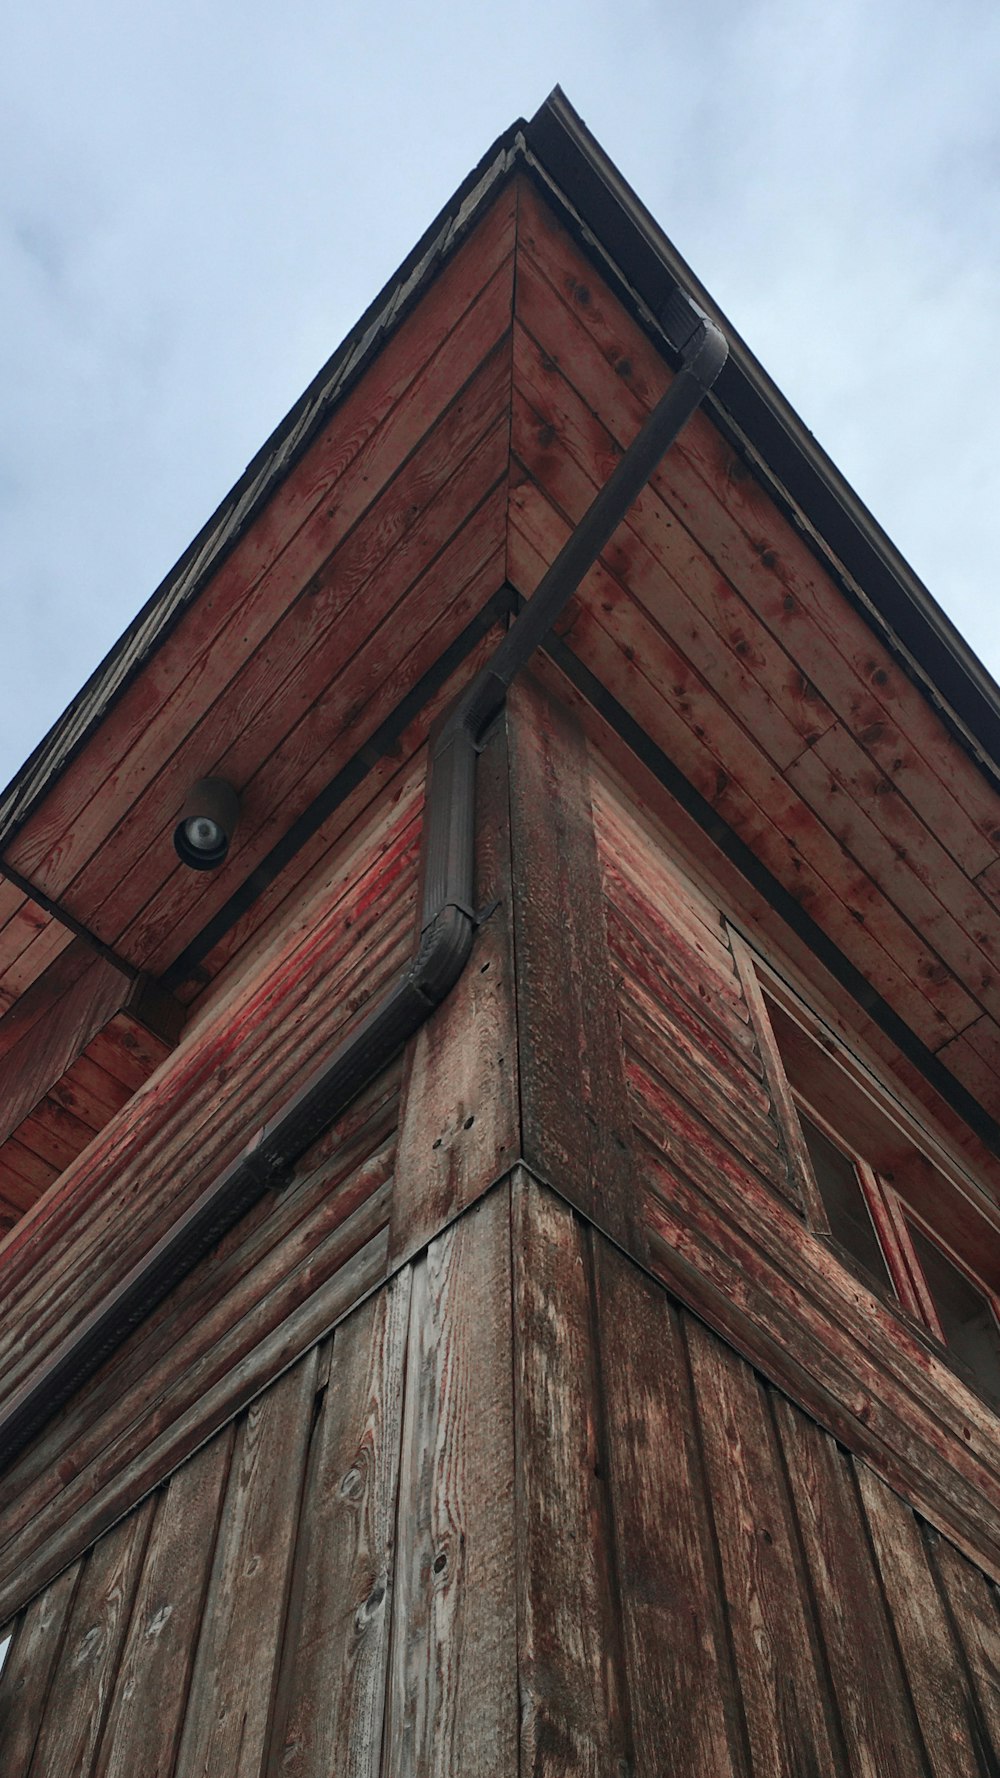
[1,87,999,1774]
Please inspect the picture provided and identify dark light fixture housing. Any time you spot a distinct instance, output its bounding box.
[173,778,241,871]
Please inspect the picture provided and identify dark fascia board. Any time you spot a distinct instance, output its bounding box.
[526,88,1000,790]
[4,87,999,855]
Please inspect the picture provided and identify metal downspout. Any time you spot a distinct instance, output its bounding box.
[0,318,727,1466]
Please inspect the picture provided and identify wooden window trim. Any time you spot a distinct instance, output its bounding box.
[738,938,1000,1411]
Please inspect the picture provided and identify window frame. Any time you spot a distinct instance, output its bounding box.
[745,944,1000,1411]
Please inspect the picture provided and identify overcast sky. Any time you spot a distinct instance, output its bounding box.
[3,0,998,789]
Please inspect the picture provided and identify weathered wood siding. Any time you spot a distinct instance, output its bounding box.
[590,749,1000,1579]
[0,766,425,1618]
[2,1173,997,1778]
[507,170,1000,1179]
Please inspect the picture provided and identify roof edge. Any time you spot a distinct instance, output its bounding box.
[526,87,1000,788]
[5,87,1000,854]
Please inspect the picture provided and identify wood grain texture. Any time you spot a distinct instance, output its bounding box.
[509,173,1000,1060]
[641,1153,1000,1581]
[773,1394,931,1777]
[93,1427,234,1778]
[0,1558,81,1776]
[592,1237,747,1778]
[929,1532,1000,1762]
[508,675,634,1246]
[390,709,518,1264]
[173,1352,318,1778]
[26,1496,155,1778]
[855,1461,986,1778]
[684,1318,843,1778]
[265,1275,410,1778]
[0,770,418,1384]
[0,1216,389,1629]
[383,1184,518,1777]
[512,1173,629,1776]
[8,186,517,904]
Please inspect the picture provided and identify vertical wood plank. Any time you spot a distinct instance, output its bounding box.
[0,1559,81,1776]
[593,1242,747,1778]
[173,1350,318,1778]
[512,1172,629,1777]
[27,1497,155,1778]
[774,1394,931,1777]
[508,676,634,1247]
[265,1274,411,1778]
[854,1462,985,1778]
[93,1426,235,1778]
[683,1316,843,1777]
[390,711,519,1264]
[383,1184,518,1776]
[927,1532,1000,1764]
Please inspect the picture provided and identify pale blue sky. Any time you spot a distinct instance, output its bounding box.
[3,0,999,784]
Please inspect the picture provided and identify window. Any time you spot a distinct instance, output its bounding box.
[756,965,1000,1411]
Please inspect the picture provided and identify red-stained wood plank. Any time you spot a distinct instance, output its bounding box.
[0,1144,54,1205]
[123,511,507,976]
[0,1559,81,1777]
[173,1353,318,1778]
[265,1276,410,1778]
[620,1009,788,1199]
[13,1095,103,1175]
[0,847,403,1320]
[573,596,980,1052]
[511,480,980,1048]
[508,675,635,1247]
[76,344,511,952]
[931,1014,1000,1121]
[592,1237,747,1778]
[0,917,74,1006]
[513,1173,630,1777]
[854,1460,985,1778]
[788,732,1000,1018]
[383,1186,518,1776]
[611,939,771,1124]
[0,943,126,1094]
[93,1427,235,1778]
[590,761,737,953]
[49,1053,134,1132]
[8,185,517,896]
[390,711,518,1265]
[185,745,426,1020]
[773,1398,930,1776]
[515,177,1000,881]
[0,878,29,937]
[0,898,55,990]
[538,643,1000,1199]
[0,792,418,1364]
[25,1496,155,1778]
[596,822,749,1013]
[512,339,830,770]
[684,1319,843,1777]
[0,931,98,1052]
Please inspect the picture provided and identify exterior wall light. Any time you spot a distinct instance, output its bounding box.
[173,778,241,871]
